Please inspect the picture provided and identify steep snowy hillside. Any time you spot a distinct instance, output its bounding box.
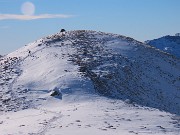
[145,35,180,58]
[0,30,180,135]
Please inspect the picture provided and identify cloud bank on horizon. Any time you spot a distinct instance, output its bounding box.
[0,14,74,20]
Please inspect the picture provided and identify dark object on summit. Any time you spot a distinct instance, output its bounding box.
[60,29,66,32]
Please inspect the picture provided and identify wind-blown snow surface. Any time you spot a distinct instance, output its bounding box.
[0,30,180,135]
[145,35,180,58]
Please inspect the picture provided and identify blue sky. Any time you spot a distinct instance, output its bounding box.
[0,0,180,54]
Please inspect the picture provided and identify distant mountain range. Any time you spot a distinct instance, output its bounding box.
[145,34,180,58]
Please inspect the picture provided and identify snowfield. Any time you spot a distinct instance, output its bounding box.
[0,96,179,135]
[0,30,180,135]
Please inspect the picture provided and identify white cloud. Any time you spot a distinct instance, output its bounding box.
[0,14,74,20]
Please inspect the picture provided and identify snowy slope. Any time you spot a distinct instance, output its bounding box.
[145,35,180,58]
[0,30,180,135]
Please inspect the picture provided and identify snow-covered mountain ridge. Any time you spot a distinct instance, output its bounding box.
[0,30,180,135]
[1,30,180,114]
[145,35,180,58]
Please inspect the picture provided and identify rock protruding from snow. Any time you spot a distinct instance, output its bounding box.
[50,87,62,99]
